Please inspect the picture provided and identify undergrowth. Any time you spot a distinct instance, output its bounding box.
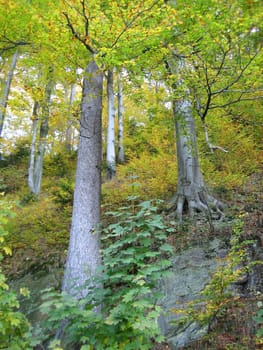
[38,199,174,350]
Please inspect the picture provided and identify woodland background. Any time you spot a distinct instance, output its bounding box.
[0,0,262,349]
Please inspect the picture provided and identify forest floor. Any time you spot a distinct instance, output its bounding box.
[2,164,263,349]
[155,172,263,349]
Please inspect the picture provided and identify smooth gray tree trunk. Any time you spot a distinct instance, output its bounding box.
[169,99,224,222]
[65,83,76,153]
[167,59,224,221]
[168,100,226,224]
[28,101,39,193]
[106,69,116,179]
[117,71,125,163]
[62,60,103,299]
[28,79,53,195]
[0,49,18,137]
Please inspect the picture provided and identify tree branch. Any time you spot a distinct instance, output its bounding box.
[63,11,95,54]
[209,94,263,110]
[110,0,162,49]
[203,122,228,153]
[80,0,89,38]
[211,48,261,96]
[0,35,29,55]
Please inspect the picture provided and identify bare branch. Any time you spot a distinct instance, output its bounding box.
[201,65,212,121]
[63,11,95,54]
[209,94,263,110]
[203,122,228,153]
[80,0,89,38]
[221,88,263,93]
[0,35,29,55]
[211,48,261,96]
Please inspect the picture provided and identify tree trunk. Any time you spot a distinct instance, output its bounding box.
[65,83,76,153]
[106,69,116,179]
[62,60,103,299]
[165,57,224,222]
[0,49,18,137]
[117,71,125,163]
[28,101,39,193]
[30,79,53,195]
[168,98,224,222]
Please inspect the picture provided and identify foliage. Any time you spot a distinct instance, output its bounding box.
[0,0,262,348]
[102,152,177,209]
[0,200,35,349]
[52,178,74,206]
[199,115,263,191]
[172,216,254,329]
[0,138,30,167]
[8,197,69,247]
[0,164,28,194]
[44,152,76,178]
[39,200,174,349]
[253,301,263,340]
[4,197,69,277]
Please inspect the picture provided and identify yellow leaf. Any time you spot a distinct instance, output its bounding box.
[3,246,12,255]
[20,288,30,297]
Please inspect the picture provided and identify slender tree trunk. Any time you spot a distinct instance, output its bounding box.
[62,60,103,299]
[106,69,116,179]
[0,49,19,137]
[117,72,125,163]
[28,79,53,195]
[28,101,39,193]
[65,83,76,153]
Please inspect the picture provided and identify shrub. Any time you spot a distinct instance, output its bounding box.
[0,200,35,349]
[102,153,177,209]
[52,178,74,206]
[172,216,254,329]
[39,200,174,350]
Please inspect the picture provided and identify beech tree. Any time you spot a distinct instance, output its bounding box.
[165,0,262,220]
[60,0,168,300]
[117,70,125,163]
[62,60,103,298]
[28,77,53,195]
[106,69,116,179]
[64,83,76,153]
[0,49,18,138]
[0,0,169,302]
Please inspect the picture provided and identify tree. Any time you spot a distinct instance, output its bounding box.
[60,0,169,300]
[64,83,76,153]
[0,49,18,138]
[106,69,116,179]
[28,76,53,195]
[117,70,125,163]
[165,0,262,220]
[62,60,103,299]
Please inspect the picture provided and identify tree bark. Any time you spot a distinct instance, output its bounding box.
[65,83,76,153]
[29,79,53,195]
[62,60,103,299]
[106,69,116,179]
[166,59,224,222]
[117,71,125,163]
[0,49,18,137]
[28,101,39,193]
[168,98,224,222]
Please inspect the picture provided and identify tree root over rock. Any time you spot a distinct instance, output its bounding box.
[166,189,226,230]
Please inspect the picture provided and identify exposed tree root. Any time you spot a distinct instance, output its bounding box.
[166,188,226,230]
